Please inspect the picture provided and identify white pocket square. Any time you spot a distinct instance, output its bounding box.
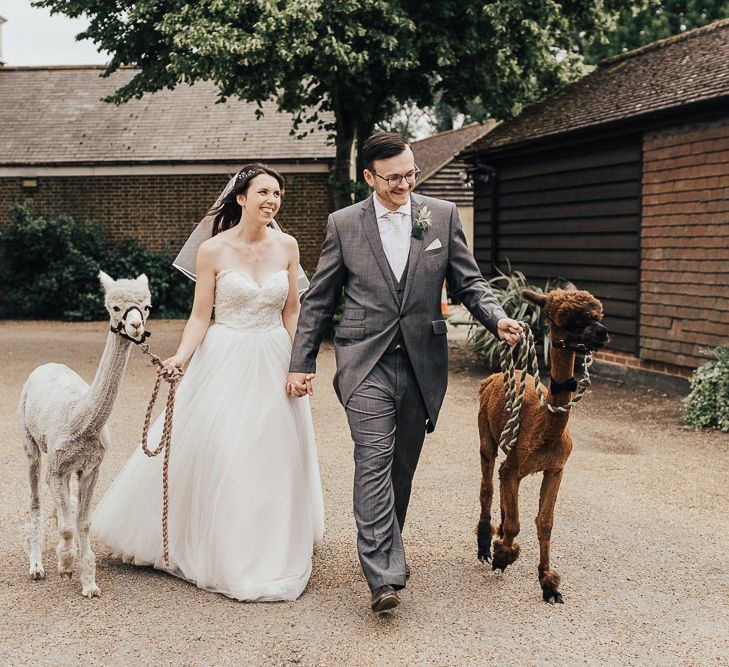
[425,239,442,251]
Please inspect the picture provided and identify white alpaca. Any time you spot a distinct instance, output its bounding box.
[18,271,151,598]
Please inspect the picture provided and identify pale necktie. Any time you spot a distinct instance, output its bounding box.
[385,211,410,281]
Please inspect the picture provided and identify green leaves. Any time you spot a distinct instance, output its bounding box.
[35,0,629,116]
[684,346,729,432]
[581,0,729,65]
[450,266,565,370]
[0,204,193,321]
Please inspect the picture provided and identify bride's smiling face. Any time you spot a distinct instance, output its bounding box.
[236,174,282,225]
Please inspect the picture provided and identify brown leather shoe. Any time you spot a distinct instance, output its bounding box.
[371,585,400,613]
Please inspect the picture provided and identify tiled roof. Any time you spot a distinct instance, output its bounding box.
[0,66,335,165]
[412,121,497,183]
[471,18,729,153]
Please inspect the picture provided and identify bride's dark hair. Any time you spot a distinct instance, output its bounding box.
[207,164,285,236]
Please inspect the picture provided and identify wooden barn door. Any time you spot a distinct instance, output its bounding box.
[473,137,642,354]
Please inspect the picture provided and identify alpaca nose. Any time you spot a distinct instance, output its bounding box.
[125,315,144,339]
[593,323,609,342]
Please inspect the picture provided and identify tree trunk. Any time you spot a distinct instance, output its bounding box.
[332,109,356,211]
[354,119,375,202]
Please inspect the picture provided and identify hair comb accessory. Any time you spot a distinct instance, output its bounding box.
[236,169,258,182]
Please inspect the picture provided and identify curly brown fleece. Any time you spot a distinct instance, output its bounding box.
[475,286,605,605]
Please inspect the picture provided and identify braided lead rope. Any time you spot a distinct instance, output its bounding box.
[497,329,530,454]
[497,323,594,455]
[138,343,183,567]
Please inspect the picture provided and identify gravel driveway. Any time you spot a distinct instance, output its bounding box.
[1,320,727,665]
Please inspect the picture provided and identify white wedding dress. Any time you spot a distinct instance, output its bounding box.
[91,268,324,601]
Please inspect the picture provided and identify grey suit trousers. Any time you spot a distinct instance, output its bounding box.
[345,349,428,592]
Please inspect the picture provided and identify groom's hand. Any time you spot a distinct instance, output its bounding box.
[497,318,524,347]
[286,372,315,397]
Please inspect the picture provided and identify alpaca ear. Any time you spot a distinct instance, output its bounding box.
[136,273,149,286]
[521,288,547,307]
[98,271,114,291]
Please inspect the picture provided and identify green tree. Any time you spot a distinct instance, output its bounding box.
[430,94,492,133]
[38,0,632,208]
[582,0,729,64]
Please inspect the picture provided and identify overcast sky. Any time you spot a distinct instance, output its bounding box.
[1,0,108,66]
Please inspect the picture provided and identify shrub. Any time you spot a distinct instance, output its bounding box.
[448,266,567,370]
[683,346,729,432]
[0,203,193,320]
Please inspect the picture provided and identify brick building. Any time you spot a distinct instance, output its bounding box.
[464,19,729,386]
[411,122,497,249]
[0,66,335,271]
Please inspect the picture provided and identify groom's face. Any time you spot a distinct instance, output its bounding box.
[364,147,416,210]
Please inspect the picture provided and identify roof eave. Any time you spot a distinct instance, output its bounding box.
[416,122,498,185]
[462,95,729,162]
[0,156,336,168]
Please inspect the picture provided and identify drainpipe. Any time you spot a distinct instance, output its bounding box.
[0,16,6,67]
[487,166,498,276]
[467,160,499,277]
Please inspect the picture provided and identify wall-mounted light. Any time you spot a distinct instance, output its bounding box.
[21,178,38,192]
[465,160,496,186]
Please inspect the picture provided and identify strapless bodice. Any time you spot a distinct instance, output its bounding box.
[214,268,289,332]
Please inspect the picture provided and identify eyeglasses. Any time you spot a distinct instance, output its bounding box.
[371,167,421,188]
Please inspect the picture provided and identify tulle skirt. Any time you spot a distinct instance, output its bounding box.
[91,322,325,601]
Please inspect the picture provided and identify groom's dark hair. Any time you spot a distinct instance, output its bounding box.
[362,132,409,171]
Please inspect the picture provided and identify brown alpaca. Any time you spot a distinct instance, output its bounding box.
[476,285,609,604]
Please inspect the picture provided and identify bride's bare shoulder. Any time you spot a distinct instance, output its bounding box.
[196,234,230,270]
[270,227,298,250]
[201,230,239,255]
[198,235,222,256]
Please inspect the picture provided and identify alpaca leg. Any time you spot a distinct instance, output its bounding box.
[23,432,45,579]
[48,472,77,577]
[77,466,101,598]
[492,466,522,572]
[476,434,497,563]
[536,469,564,604]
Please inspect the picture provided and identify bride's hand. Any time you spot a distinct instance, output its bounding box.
[159,355,185,377]
[286,372,314,397]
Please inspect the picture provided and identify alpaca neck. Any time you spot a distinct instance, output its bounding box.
[541,344,577,437]
[70,332,132,435]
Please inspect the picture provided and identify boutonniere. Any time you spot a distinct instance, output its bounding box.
[411,205,432,240]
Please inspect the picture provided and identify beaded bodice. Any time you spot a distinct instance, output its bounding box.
[214,268,289,332]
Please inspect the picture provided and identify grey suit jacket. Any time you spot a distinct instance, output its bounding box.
[290,193,507,432]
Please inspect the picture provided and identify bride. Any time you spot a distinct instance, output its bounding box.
[91,164,324,602]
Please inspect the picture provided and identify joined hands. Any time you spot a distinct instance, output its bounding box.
[287,372,315,398]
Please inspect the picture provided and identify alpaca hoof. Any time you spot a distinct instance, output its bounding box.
[543,589,564,605]
[81,583,101,598]
[476,525,492,564]
[58,560,74,578]
[540,569,563,604]
[29,563,45,580]
[491,540,520,572]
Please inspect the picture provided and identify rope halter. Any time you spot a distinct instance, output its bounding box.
[497,322,594,455]
[109,305,151,345]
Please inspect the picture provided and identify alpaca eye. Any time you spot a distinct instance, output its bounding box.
[112,306,121,312]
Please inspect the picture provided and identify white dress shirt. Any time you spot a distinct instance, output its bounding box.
[373,194,411,281]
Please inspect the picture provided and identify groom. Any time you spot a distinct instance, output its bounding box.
[287,132,522,613]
